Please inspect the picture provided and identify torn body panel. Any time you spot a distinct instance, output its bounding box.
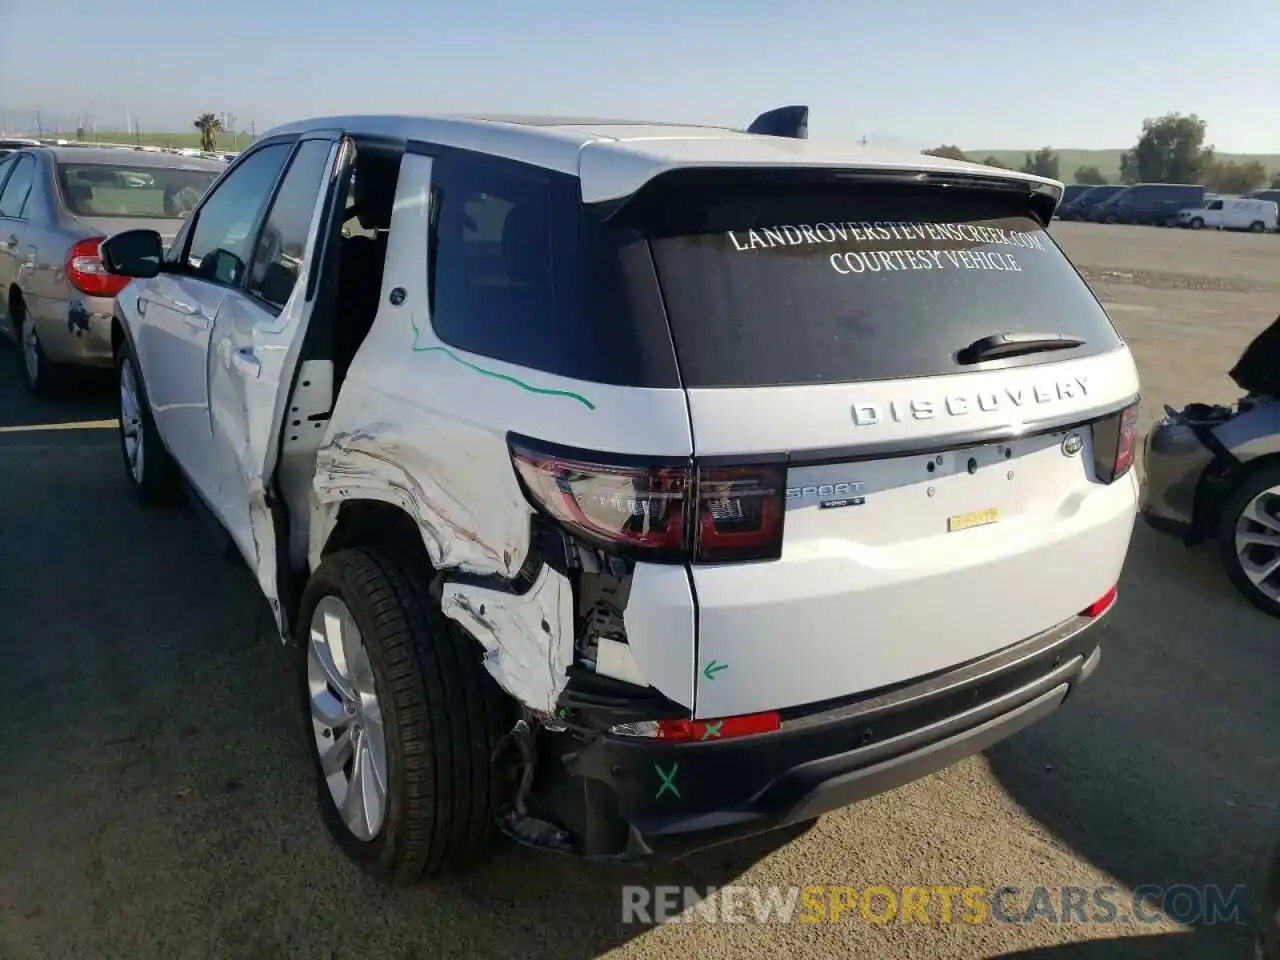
[441,565,575,716]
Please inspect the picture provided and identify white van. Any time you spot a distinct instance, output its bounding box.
[1178,196,1278,232]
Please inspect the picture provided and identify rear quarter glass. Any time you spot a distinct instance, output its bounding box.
[608,171,1121,388]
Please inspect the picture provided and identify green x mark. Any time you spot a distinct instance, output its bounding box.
[700,721,724,741]
[654,763,681,799]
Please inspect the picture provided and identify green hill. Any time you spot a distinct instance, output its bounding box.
[972,148,1280,184]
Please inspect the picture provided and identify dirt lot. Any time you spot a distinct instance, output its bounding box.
[0,222,1277,960]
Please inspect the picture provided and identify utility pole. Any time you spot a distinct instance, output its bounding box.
[858,133,869,146]
[36,110,43,136]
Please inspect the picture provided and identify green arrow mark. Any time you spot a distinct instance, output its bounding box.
[702,660,728,680]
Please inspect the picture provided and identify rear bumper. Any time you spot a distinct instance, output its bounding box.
[556,607,1109,860]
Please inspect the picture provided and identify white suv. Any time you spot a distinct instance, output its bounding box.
[100,109,1140,881]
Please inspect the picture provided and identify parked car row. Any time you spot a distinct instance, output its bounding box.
[0,144,223,393]
[1057,182,1280,232]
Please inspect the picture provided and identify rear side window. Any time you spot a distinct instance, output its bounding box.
[425,148,679,387]
[0,155,34,218]
[618,171,1121,388]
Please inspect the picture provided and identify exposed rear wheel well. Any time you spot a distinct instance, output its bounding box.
[321,500,435,575]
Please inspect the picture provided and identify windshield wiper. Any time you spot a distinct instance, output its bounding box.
[957,331,1086,364]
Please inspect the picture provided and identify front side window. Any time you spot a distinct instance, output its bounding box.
[0,155,35,219]
[185,143,291,287]
[56,163,219,219]
[246,139,333,308]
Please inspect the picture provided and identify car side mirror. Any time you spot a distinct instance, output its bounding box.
[101,229,164,279]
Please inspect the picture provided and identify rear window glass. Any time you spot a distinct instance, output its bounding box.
[618,172,1121,388]
[56,162,218,219]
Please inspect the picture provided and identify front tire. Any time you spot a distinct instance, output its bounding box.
[1250,221,1267,233]
[115,341,179,504]
[1189,217,1204,229]
[298,547,510,883]
[1217,462,1280,618]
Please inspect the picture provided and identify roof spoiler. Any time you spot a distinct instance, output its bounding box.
[745,105,809,140]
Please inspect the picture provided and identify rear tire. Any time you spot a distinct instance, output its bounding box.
[1217,462,1280,619]
[297,547,511,884]
[15,301,61,396]
[115,340,179,505]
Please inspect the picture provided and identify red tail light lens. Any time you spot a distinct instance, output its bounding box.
[509,437,785,564]
[1081,585,1117,617]
[695,465,785,563]
[66,237,130,298]
[1090,401,1140,484]
[1113,404,1139,478]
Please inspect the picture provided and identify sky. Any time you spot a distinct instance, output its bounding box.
[3,0,1279,152]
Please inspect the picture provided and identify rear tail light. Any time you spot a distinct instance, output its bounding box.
[610,711,781,741]
[508,436,785,564]
[1090,401,1140,483]
[1081,585,1117,617]
[66,237,130,298]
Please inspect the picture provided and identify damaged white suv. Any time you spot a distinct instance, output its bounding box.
[100,109,1140,881]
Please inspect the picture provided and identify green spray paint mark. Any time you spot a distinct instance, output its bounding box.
[409,314,596,410]
[700,721,724,741]
[654,763,681,799]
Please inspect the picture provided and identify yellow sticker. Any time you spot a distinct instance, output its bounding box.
[947,507,1001,532]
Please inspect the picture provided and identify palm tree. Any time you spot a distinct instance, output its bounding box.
[193,113,223,152]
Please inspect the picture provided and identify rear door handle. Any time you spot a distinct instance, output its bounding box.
[231,348,261,377]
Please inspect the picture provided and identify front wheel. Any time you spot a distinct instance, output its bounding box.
[1217,463,1280,618]
[1249,221,1267,233]
[115,342,179,504]
[1189,217,1204,230]
[298,547,511,883]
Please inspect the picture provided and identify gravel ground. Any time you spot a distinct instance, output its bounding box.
[0,222,1276,960]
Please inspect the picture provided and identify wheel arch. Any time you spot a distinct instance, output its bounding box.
[319,499,438,575]
[1193,451,1280,541]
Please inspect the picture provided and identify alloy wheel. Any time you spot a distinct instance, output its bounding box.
[1233,486,1280,601]
[119,358,145,484]
[21,316,39,385]
[307,595,389,842]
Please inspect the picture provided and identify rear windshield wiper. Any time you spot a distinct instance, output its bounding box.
[957,331,1085,364]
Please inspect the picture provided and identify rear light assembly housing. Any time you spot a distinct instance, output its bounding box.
[66,237,130,298]
[1090,401,1140,483]
[508,435,785,565]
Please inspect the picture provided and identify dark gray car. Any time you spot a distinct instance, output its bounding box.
[0,146,223,393]
[1142,313,1280,616]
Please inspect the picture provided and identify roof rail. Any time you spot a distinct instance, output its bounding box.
[745,105,808,140]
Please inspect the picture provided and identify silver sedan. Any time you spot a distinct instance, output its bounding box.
[0,146,223,393]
